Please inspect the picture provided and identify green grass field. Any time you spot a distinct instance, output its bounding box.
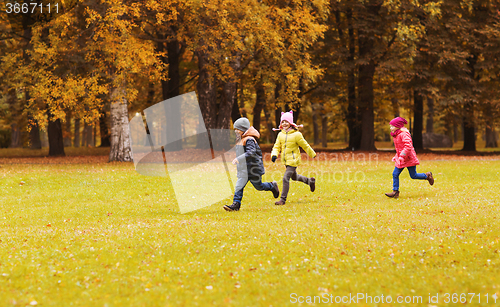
[1,154,499,306]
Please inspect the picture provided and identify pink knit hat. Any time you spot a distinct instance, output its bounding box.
[389,117,408,128]
[273,111,303,131]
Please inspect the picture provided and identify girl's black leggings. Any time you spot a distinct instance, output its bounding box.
[280,165,310,201]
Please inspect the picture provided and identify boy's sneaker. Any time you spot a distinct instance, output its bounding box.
[309,177,316,192]
[426,172,434,186]
[224,202,241,211]
[275,199,286,206]
[271,181,280,198]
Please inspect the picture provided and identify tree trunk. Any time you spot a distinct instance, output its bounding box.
[274,107,282,129]
[274,83,282,128]
[160,38,183,152]
[484,103,497,148]
[82,122,88,147]
[239,80,247,118]
[443,112,453,143]
[462,101,476,151]
[462,55,476,151]
[47,111,65,156]
[312,109,320,145]
[293,81,302,124]
[10,124,21,148]
[63,111,72,147]
[391,98,400,118]
[27,88,42,149]
[146,81,156,107]
[195,50,217,149]
[109,87,133,162]
[219,74,239,130]
[85,123,94,147]
[453,115,460,143]
[29,119,42,149]
[345,8,361,150]
[20,15,41,149]
[205,53,242,151]
[413,90,424,150]
[321,114,328,148]
[231,83,242,124]
[357,2,380,152]
[426,97,434,134]
[358,61,376,151]
[73,118,80,147]
[99,111,111,147]
[8,89,22,148]
[485,126,497,148]
[263,108,274,143]
[252,81,265,132]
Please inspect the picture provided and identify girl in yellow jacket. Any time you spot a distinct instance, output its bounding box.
[271,111,317,205]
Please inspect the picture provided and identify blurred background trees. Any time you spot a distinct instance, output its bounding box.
[1,0,499,160]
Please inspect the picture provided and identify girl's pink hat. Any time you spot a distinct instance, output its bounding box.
[273,111,303,131]
[390,117,408,128]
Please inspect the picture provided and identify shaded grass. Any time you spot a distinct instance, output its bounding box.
[0,159,499,306]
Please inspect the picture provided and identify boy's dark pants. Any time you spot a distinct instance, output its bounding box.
[233,175,274,204]
[280,166,309,201]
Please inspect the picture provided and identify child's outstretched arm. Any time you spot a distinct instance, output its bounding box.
[271,133,282,162]
[297,132,316,158]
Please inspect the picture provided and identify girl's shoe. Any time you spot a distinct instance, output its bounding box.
[309,177,316,192]
[224,202,241,211]
[426,172,434,185]
[385,190,400,198]
[275,200,286,205]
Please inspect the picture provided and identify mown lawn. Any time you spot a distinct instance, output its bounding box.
[0,155,499,306]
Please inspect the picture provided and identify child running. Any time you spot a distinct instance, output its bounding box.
[224,117,280,211]
[385,117,434,198]
[271,111,316,206]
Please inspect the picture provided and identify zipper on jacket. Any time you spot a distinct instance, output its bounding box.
[283,132,288,164]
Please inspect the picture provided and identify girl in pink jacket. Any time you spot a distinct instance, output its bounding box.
[386,117,434,198]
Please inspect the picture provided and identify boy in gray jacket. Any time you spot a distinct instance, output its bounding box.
[224,117,280,211]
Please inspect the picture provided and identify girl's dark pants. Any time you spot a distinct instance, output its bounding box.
[281,165,310,201]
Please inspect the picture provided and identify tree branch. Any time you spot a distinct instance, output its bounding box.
[376,32,397,65]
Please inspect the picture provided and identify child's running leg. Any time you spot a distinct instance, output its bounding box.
[279,166,296,203]
[225,177,249,211]
[407,166,427,180]
[248,176,280,199]
[290,168,316,192]
[290,170,309,184]
[392,167,405,191]
[249,176,273,191]
[407,166,433,185]
[232,177,249,204]
[386,167,404,198]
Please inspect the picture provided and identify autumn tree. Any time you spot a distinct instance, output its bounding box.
[182,0,326,147]
[16,0,163,160]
